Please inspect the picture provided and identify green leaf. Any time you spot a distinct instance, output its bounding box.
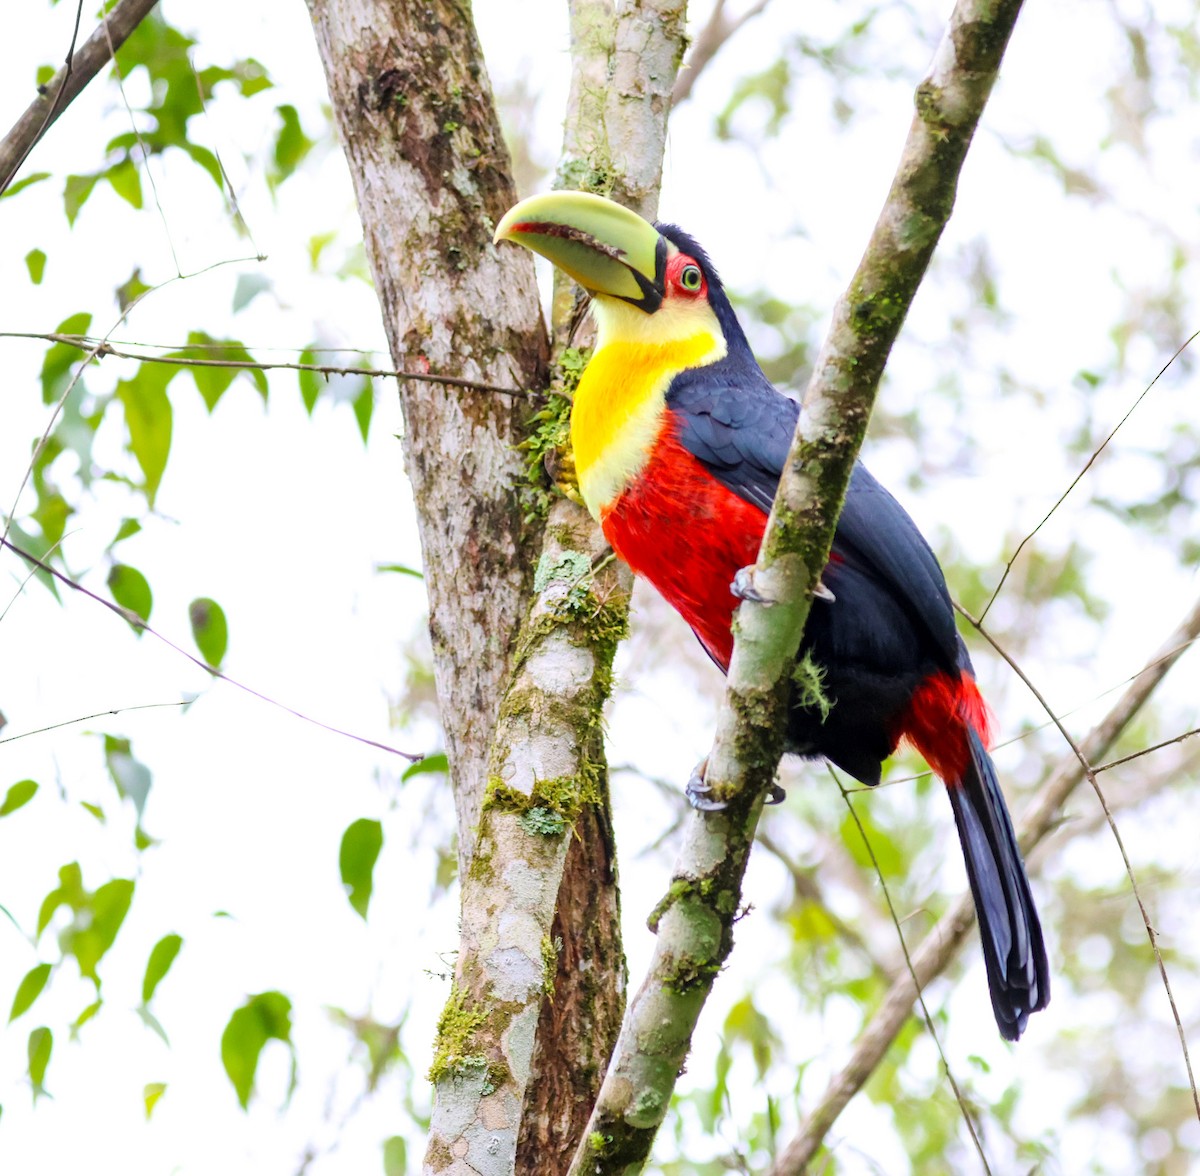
[36,65,54,86]
[116,268,152,312]
[144,1082,167,1119]
[298,347,321,414]
[383,1136,408,1176]
[63,173,99,225]
[233,273,271,313]
[189,598,228,667]
[116,364,175,506]
[270,104,314,185]
[27,1027,52,1097]
[220,991,293,1109]
[104,735,152,819]
[1,171,50,200]
[401,753,448,782]
[175,331,239,410]
[37,862,84,937]
[9,964,52,1022]
[64,879,135,983]
[32,488,71,545]
[352,379,374,443]
[40,312,92,404]
[110,518,142,548]
[107,158,143,209]
[0,780,38,817]
[307,231,337,270]
[137,1005,169,1045]
[71,999,102,1036]
[80,801,105,823]
[339,819,383,920]
[142,934,183,1004]
[108,564,153,628]
[25,249,46,284]
[235,58,273,96]
[375,563,424,579]
[180,141,223,190]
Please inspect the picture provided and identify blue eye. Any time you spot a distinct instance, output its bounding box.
[680,264,702,292]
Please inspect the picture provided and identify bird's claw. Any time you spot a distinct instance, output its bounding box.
[813,578,836,603]
[686,758,728,811]
[686,758,788,810]
[731,566,773,605]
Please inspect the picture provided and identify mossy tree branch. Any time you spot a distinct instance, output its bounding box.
[423,2,688,1171]
[569,1,1028,1170]
[771,594,1200,1174]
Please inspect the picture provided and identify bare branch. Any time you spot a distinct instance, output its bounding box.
[0,332,532,398]
[0,0,160,194]
[771,593,1200,1175]
[570,1,1028,1170]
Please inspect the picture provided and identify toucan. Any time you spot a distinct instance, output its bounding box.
[494,190,1049,1041]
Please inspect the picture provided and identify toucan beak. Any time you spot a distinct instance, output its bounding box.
[494,190,667,313]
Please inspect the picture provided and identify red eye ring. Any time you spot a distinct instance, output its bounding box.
[666,253,706,297]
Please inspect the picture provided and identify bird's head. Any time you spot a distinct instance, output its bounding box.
[494,190,742,352]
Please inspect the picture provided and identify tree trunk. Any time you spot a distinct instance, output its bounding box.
[308,0,550,878]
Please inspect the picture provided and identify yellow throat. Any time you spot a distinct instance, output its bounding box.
[572,296,726,517]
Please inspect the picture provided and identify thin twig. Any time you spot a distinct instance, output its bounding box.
[0,0,161,194]
[185,51,262,255]
[1093,726,1200,774]
[0,701,189,745]
[0,333,533,398]
[99,1,182,273]
[0,536,421,762]
[980,328,1200,622]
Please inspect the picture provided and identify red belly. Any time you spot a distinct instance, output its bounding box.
[598,415,767,669]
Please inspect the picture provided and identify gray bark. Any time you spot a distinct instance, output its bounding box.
[308,0,551,878]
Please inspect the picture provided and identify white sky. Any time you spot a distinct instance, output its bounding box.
[1,0,1199,1173]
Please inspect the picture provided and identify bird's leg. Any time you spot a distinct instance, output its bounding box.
[686,756,787,810]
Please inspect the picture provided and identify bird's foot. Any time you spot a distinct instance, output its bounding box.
[686,757,727,811]
[812,578,836,603]
[731,566,773,605]
[686,757,788,810]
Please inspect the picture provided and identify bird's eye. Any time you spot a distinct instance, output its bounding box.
[679,264,703,292]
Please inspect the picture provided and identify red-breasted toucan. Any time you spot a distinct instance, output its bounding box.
[495,190,1049,1041]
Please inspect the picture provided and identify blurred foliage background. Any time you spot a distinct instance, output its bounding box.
[2,1,1199,1173]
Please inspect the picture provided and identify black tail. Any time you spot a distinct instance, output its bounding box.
[946,727,1050,1040]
